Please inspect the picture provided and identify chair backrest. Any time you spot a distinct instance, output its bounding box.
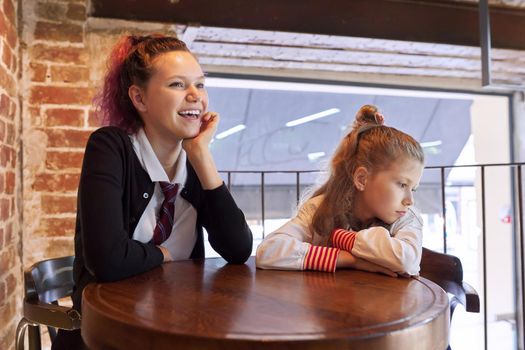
[17,256,78,350]
[420,247,480,313]
[25,256,75,303]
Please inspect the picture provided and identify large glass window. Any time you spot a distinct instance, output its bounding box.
[202,76,515,350]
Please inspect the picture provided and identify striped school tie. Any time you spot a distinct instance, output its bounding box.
[151,182,179,245]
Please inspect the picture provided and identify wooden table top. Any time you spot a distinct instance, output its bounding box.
[82,257,449,350]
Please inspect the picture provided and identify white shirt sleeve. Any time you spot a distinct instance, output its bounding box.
[256,196,423,275]
[255,197,320,270]
[351,208,423,275]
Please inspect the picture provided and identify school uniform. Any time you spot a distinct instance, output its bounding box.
[53,126,253,350]
[255,195,422,275]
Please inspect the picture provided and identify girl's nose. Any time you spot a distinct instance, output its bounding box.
[186,92,201,103]
[402,192,414,207]
[186,86,202,102]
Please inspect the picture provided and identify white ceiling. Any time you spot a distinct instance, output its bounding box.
[179,26,525,87]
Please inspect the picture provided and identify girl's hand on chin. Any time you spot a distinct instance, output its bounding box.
[182,112,219,155]
[181,112,223,190]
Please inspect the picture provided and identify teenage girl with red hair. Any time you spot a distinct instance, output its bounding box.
[53,34,253,349]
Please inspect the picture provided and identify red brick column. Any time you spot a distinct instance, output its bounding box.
[0,0,21,348]
[23,0,92,268]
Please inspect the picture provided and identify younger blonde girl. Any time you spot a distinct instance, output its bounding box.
[256,105,424,276]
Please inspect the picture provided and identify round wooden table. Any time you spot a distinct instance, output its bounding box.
[82,257,449,350]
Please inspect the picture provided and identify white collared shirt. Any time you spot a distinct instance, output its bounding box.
[129,128,198,260]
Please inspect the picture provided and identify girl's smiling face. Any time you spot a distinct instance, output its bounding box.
[353,157,424,225]
[130,50,208,141]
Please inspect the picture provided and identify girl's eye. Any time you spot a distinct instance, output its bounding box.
[196,82,205,89]
[170,81,184,88]
[399,183,407,189]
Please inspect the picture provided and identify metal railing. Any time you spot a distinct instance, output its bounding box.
[220,162,525,350]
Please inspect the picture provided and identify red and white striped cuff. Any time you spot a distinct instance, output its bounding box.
[303,245,340,272]
[331,228,357,252]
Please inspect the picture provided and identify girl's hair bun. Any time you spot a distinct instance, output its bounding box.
[353,104,385,129]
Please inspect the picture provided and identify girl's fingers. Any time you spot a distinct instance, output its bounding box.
[201,112,219,133]
[381,270,398,278]
[376,265,397,277]
[203,112,219,123]
[357,258,398,278]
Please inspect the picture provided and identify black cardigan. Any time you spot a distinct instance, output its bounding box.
[72,126,253,309]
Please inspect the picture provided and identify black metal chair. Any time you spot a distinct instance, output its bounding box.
[15,256,81,350]
[420,247,480,350]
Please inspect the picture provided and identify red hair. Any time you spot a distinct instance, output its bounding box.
[93,34,190,133]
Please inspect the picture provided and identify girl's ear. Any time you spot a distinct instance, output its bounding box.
[353,166,368,191]
[128,85,147,113]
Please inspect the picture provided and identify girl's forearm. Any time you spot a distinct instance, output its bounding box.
[336,249,357,268]
[186,147,223,190]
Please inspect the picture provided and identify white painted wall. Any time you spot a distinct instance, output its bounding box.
[513,93,525,162]
[471,96,514,321]
[512,93,525,350]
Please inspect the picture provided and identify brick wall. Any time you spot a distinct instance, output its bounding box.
[0,0,20,348]
[22,0,92,268]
